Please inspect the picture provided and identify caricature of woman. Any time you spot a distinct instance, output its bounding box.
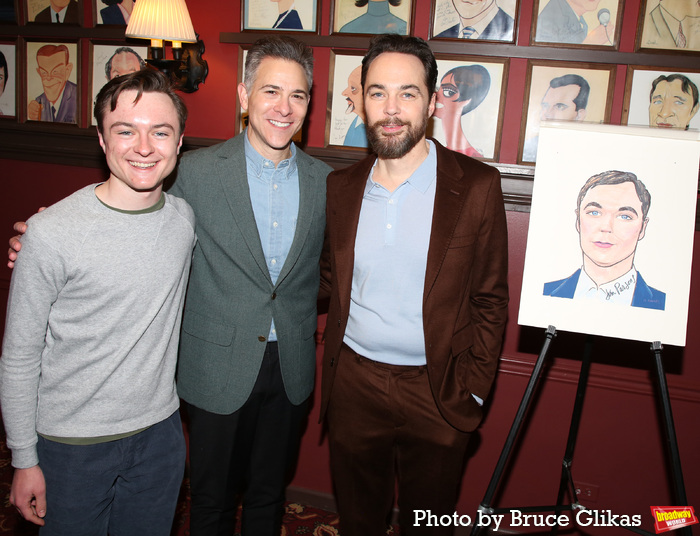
[434,64,490,158]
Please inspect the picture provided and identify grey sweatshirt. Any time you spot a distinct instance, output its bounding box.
[0,185,196,468]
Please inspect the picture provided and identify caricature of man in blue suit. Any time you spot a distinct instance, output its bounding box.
[543,170,666,310]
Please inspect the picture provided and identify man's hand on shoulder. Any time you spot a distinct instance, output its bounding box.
[7,208,45,269]
[7,221,27,269]
[10,465,47,526]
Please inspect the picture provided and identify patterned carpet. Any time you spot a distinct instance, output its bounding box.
[0,419,348,536]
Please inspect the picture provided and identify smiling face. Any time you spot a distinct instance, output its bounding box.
[577,182,647,282]
[450,0,495,22]
[363,52,435,159]
[649,79,699,129]
[37,51,72,104]
[109,52,142,80]
[98,90,183,202]
[237,57,309,164]
[342,66,363,118]
[540,84,586,121]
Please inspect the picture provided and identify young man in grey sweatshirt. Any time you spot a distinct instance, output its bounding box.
[0,69,196,535]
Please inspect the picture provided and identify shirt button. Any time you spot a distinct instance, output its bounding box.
[273,221,279,228]
[387,224,392,229]
[273,184,279,190]
[271,258,277,265]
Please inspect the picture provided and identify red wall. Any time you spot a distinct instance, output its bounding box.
[1,0,699,534]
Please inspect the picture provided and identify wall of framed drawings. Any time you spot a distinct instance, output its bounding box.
[219,0,699,191]
[0,0,698,206]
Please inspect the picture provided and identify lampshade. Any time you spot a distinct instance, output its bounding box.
[125,0,197,44]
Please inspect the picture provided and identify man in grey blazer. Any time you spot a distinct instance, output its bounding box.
[169,36,332,536]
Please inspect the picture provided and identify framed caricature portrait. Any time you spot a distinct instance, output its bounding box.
[637,0,700,52]
[531,0,623,48]
[0,0,17,22]
[26,41,79,124]
[243,0,318,31]
[326,51,367,149]
[519,122,700,346]
[519,60,615,164]
[431,0,517,42]
[427,55,508,161]
[26,0,82,24]
[89,43,148,125]
[622,66,700,130]
[332,0,411,35]
[95,0,134,25]
[0,43,16,117]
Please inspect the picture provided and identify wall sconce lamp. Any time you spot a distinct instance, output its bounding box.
[125,0,208,93]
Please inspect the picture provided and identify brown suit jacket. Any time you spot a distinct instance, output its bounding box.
[319,140,509,433]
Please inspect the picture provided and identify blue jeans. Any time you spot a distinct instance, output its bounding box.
[37,410,185,536]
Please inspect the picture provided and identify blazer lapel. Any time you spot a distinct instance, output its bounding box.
[423,143,469,301]
[333,156,376,314]
[217,137,272,283]
[276,150,321,286]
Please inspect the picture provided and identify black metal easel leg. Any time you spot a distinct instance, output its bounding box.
[650,342,691,536]
[551,335,594,535]
[470,325,557,536]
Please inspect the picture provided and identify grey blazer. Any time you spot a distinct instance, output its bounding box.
[169,133,332,414]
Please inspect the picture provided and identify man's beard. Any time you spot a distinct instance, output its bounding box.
[366,114,428,159]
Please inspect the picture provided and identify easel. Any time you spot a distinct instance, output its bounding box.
[470,325,691,536]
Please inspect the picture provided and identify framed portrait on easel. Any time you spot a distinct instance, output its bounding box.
[519,122,700,346]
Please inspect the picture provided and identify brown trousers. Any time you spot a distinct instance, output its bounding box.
[327,343,472,536]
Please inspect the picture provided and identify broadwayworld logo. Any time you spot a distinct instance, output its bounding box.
[651,506,698,534]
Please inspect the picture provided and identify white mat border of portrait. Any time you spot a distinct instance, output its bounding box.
[89,43,148,126]
[622,66,700,130]
[518,122,700,347]
[0,42,17,117]
[427,55,508,161]
[326,50,364,148]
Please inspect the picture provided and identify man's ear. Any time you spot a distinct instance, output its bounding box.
[428,92,436,117]
[237,83,249,112]
[638,218,648,241]
[177,134,184,155]
[97,130,106,153]
[65,62,73,79]
[576,108,587,121]
[575,210,580,234]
